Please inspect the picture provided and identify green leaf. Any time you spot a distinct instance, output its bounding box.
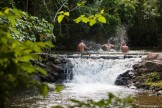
[81,17,89,23]
[96,99,105,107]
[89,20,96,26]
[37,42,46,47]
[0,12,4,16]
[40,84,48,97]
[108,93,115,99]
[4,8,10,14]
[95,14,101,17]
[77,3,82,6]
[64,12,69,16]
[74,18,81,23]
[57,15,64,23]
[33,45,42,52]
[77,1,86,6]
[8,74,16,82]
[80,15,85,17]
[55,85,64,93]
[100,9,104,14]
[98,16,106,23]
[88,15,94,19]
[36,66,47,76]
[70,99,85,105]
[18,55,35,62]
[59,11,64,14]
[21,65,35,73]
[44,41,54,47]
[53,106,64,108]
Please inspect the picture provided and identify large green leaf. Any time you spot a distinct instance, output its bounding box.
[89,20,96,26]
[74,18,81,23]
[98,16,106,23]
[64,12,69,16]
[55,85,64,93]
[81,17,89,23]
[58,15,65,23]
[40,84,48,97]
[18,55,35,62]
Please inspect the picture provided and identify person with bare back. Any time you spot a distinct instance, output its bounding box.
[101,41,115,51]
[77,40,90,56]
[120,42,129,53]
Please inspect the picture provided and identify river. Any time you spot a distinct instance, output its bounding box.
[7,51,162,108]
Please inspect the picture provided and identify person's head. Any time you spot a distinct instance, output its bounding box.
[107,40,110,44]
[122,42,126,46]
[81,40,84,42]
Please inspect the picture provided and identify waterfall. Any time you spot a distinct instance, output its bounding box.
[67,57,142,85]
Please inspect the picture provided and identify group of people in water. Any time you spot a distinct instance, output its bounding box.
[77,40,129,55]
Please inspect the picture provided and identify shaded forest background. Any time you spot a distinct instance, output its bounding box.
[1,0,162,50]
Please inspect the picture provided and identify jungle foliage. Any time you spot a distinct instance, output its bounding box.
[0,0,137,49]
[0,8,54,107]
[2,0,162,49]
[52,0,137,49]
[128,0,162,49]
[0,0,162,48]
[0,8,54,41]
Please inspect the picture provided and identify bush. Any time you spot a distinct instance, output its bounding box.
[0,8,53,107]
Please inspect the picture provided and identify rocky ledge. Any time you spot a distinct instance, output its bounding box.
[32,53,74,83]
[115,53,162,93]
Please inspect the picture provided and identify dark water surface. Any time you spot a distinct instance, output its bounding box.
[6,88,162,108]
[135,91,162,108]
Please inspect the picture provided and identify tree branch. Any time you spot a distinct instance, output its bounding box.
[42,0,53,22]
[53,0,68,23]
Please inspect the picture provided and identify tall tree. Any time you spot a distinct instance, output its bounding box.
[23,0,28,12]
[128,0,160,48]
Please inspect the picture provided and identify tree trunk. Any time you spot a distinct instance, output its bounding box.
[24,0,28,12]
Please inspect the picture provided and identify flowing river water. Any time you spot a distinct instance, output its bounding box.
[7,51,162,108]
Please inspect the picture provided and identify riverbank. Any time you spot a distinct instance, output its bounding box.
[115,52,162,95]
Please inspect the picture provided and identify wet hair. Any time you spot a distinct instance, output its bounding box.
[122,42,126,45]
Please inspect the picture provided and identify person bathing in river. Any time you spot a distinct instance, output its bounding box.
[100,41,115,51]
[120,42,129,53]
[77,40,91,56]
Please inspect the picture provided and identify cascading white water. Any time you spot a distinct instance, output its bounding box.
[68,57,142,85]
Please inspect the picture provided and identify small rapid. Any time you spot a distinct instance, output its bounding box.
[68,57,142,84]
[62,56,143,99]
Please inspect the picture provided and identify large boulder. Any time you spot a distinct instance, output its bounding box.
[146,52,162,60]
[115,70,135,86]
[33,53,74,83]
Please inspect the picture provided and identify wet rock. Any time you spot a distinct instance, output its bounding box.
[146,52,162,60]
[35,53,74,83]
[115,71,131,85]
[47,83,56,90]
[129,85,136,89]
[158,90,162,95]
[115,57,162,92]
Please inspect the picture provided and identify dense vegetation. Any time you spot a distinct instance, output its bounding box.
[128,0,162,49]
[0,8,54,107]
[1,0,162,50]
